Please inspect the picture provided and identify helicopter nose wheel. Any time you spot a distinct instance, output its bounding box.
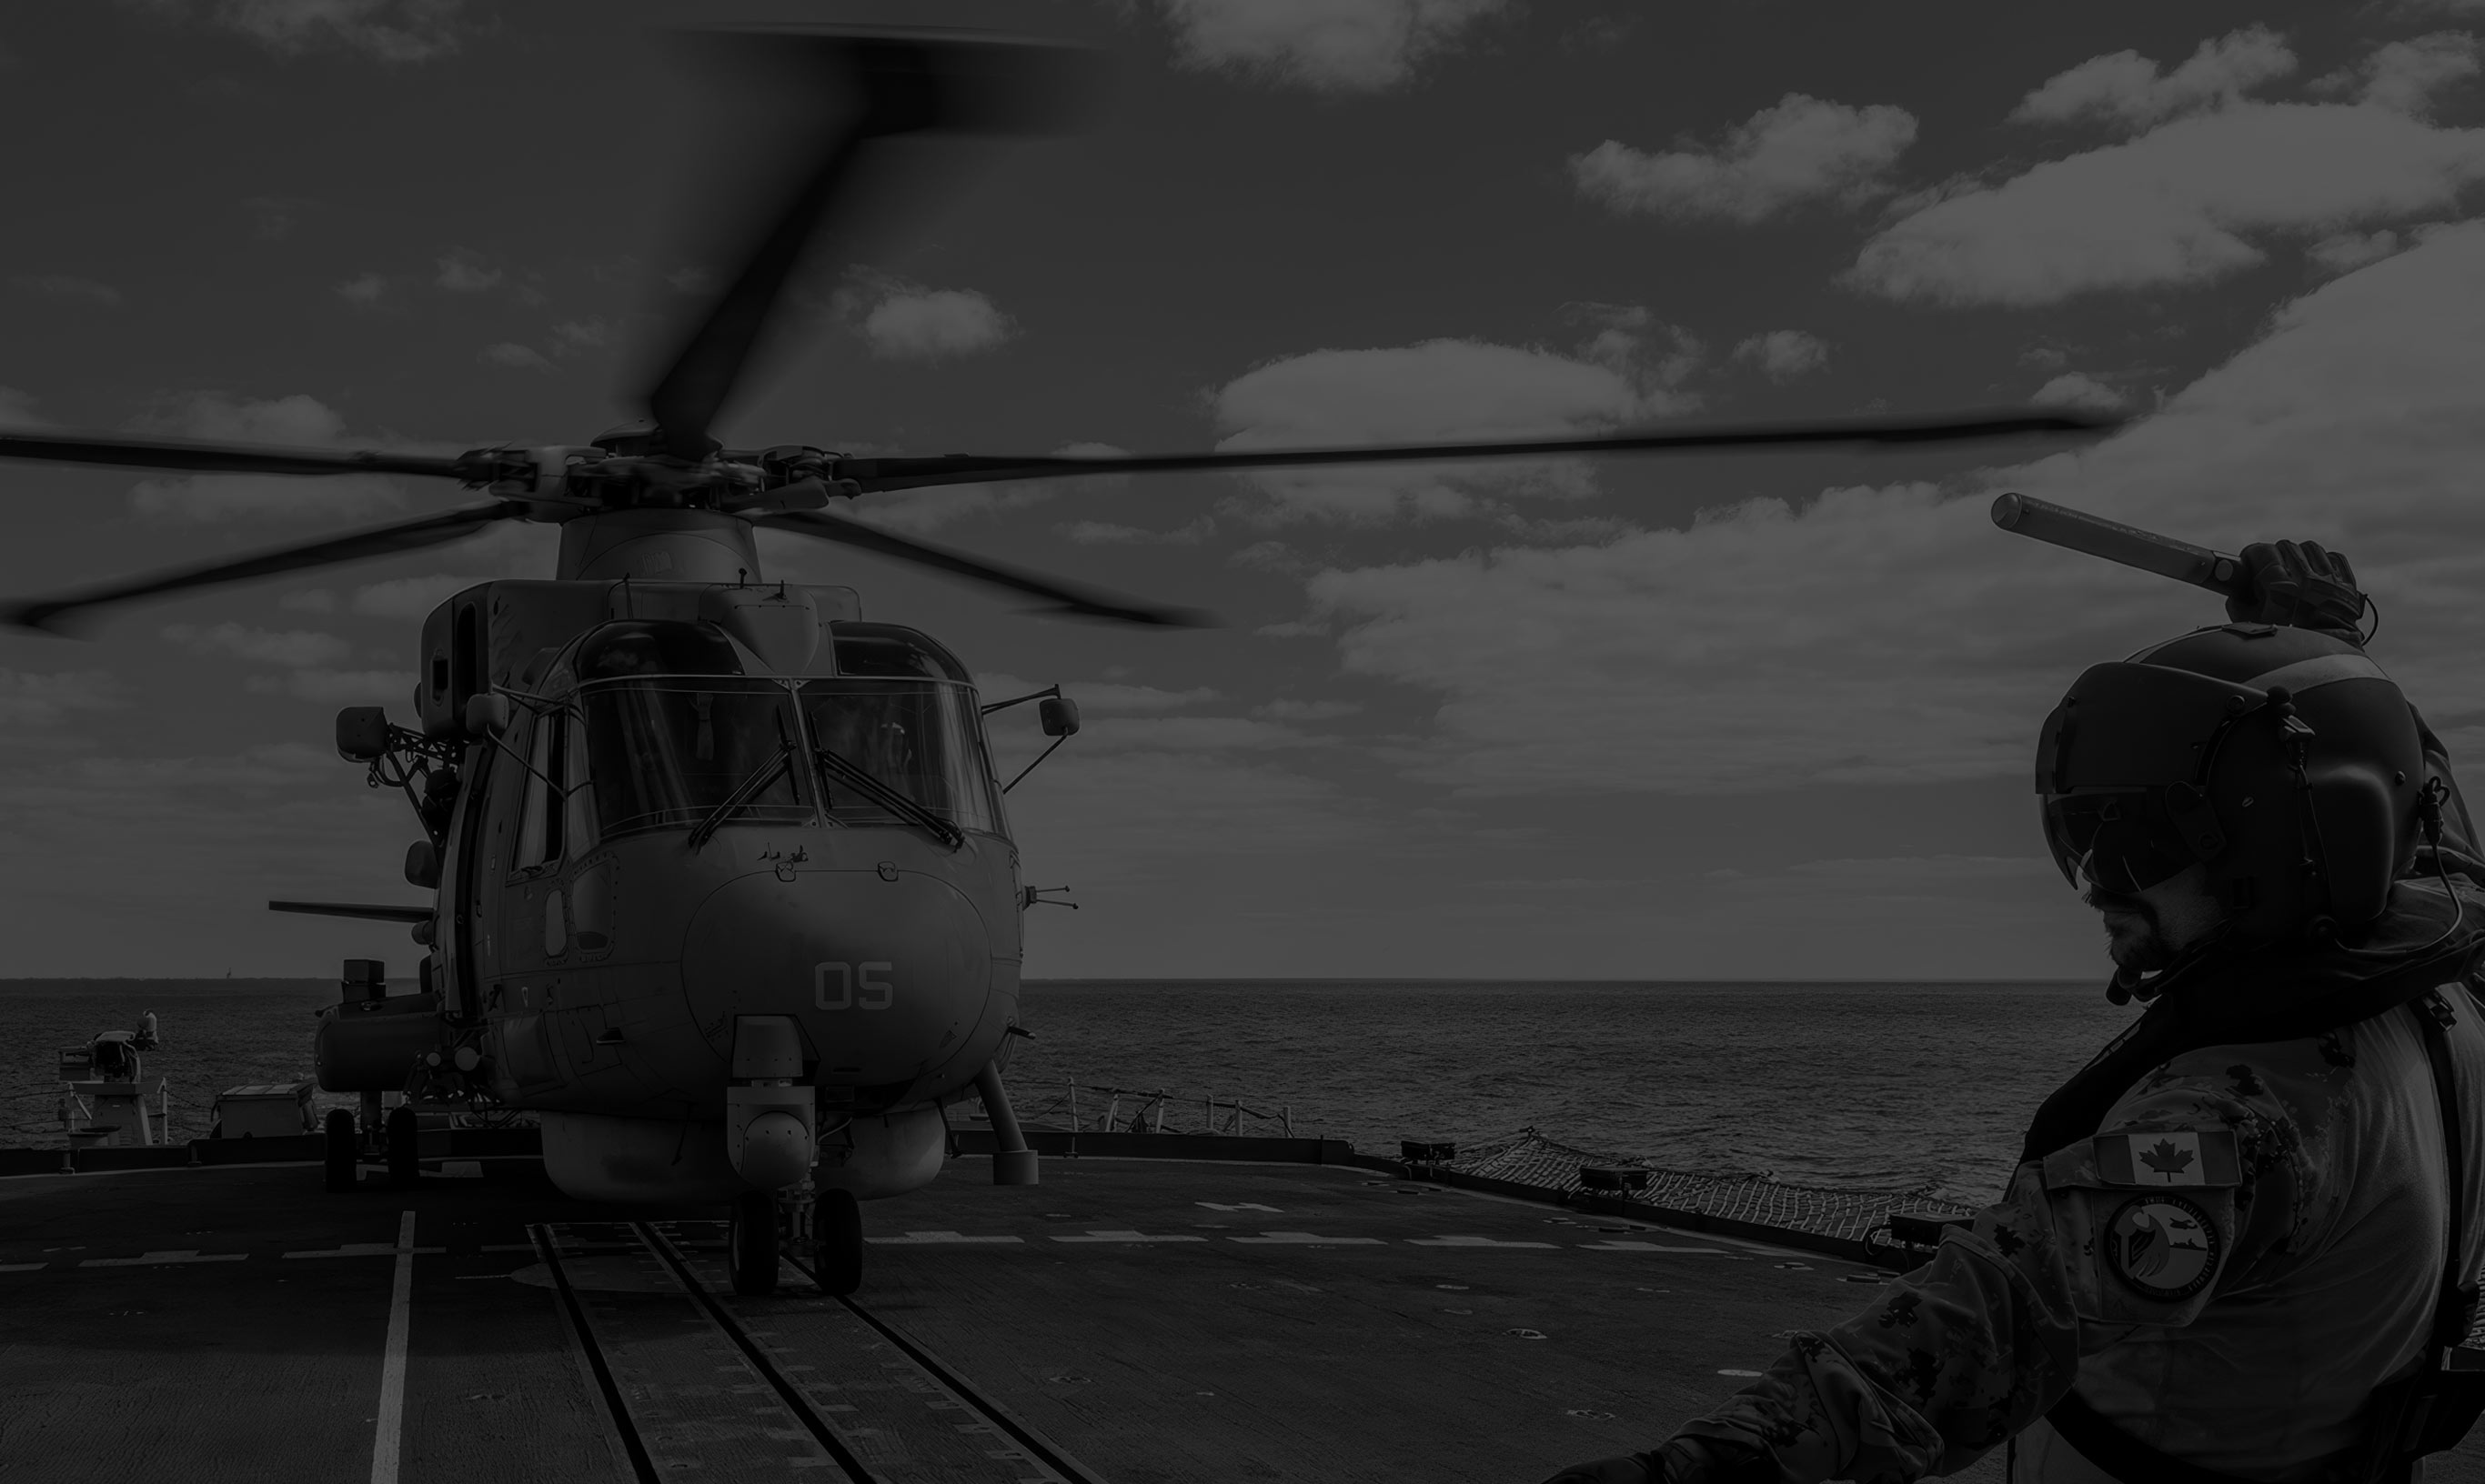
[323,1108,357,1191]
[728,1190,780,1296]
[387,1104,420,1189]
[813,1188,862,1298]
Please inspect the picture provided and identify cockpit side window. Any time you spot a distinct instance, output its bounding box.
[513,709,565,872]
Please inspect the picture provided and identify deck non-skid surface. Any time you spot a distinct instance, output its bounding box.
[8,1156,2481,1483]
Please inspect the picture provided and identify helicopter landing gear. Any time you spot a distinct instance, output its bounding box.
[387,1104,419,1188]
[813,1188,862,1298]
[323,1108,357,1191]
[728,1190,779,1296]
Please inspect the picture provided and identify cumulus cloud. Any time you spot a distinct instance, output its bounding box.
[122,393,406,521]
[1302,221,2485,795]
[2309,227,2412,274]
[2029,371,2128,410]
[1209,338,1694,521]
[335,272,387,306]
[351,574,473,618]
[1148,0,1511,92]
[841,276,1014,363]
[0,387,47,429]
[1847,103,2485,306]
[550,318,615,356]
[478,342,551,371]
[1061,516,1217,546]
[13,275,121,306]
[162,622,354,668]
[435,247,501,293]
[0,670,126,729]
[2010,26,2295,132]
[1730,330,1830,381]
[2316,32,2482,116]
[171,0,466,62]
[1572,94,1917,224]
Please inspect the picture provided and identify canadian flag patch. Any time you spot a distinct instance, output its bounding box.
[2093,1129,2241,1188]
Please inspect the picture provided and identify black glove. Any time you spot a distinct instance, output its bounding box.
[1535,1436,1776,1484]
[2223,539,2366,642]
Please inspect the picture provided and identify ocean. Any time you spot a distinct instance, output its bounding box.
[0,978,2130,1206]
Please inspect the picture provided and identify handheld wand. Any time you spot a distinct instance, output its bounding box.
[1990,492,2248,597]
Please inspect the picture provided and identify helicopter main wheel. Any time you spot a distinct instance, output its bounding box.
[386,1104,419,1188]
[322,1108,357,1192]
[728,1190,779,1296]
[813,1188,861,1298]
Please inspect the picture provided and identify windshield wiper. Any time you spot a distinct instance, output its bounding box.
[813,747,964,849]
[687,743,796,853]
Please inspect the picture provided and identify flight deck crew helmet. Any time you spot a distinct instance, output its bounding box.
[2036,623,2426,945]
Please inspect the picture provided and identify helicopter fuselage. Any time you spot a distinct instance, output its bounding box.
[318,508,1032,1208]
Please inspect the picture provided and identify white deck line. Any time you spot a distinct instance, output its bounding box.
[371,1210,415,1484]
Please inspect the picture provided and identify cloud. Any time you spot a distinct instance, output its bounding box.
[979,674,1222,717]
[1730,330,1830,381]
[335,272,387,306]
[0,387,47,429]
[351,574,473,618]
[193,0,464,63]
[550,318,615,356]
[261,668,419,703]
[1566,303,1703,385]
[843,277,1014,362]
[1300,221,2485,796]
[163,622,354,668]
[13,275,121,306]
[1061,516,1217,545]
[436,247,501,293]
[478,342,551,371]
[1571,94,1918,224]
[2029,371,2128,410]
[1148,0,1511,93]
[1209,337,1693,520]
[0,670,126,729]
[2010,26,2295,132]
[243,196,307,241]
[1847,103,2485,306]
[121,393,405,520]
[2316,32,2481,117]
[2309,226,2412,273]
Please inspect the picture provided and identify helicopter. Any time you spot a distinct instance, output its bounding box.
[0,29,2111,1298]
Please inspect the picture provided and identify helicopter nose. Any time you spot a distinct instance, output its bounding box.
[681,866,996,1088]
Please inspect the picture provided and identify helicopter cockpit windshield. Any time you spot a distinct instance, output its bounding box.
[562,619,1004,842]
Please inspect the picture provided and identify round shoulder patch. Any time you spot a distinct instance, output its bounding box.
[2106,1194,2221,1301]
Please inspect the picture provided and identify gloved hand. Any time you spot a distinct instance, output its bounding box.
[2223,539,2366,642]
[1535,1436,1776,1484]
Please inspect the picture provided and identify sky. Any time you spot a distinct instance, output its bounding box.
[4,0,2485,978]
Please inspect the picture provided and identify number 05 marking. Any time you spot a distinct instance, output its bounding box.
[815,961,894,1010]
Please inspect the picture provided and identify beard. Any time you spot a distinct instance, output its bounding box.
[2084,886,2175,971]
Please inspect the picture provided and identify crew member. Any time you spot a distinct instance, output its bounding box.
[1538,542,2485,1484]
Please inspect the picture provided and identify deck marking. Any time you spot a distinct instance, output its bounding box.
[1230,1231,1384,1246]
[1196,1202,1283,1212]
[866,1230,1023,1245]
[1408,1235,1558,1248]
[532,1225,663,1484]
[1050,1228,1207,1243]
[1576,1240,1727,1253]
[1718,1369,1765,1377]
[287,1243,448,1259]
[370,1210,416,1484]
[0,1262,46,1271]
[80,1249,247,1266]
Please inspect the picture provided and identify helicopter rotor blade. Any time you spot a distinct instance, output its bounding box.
[3,499,528,635]
[754,506,1212,627]
[832,409,2119,493]
[0,430,470,481]
[644,29,1100,460]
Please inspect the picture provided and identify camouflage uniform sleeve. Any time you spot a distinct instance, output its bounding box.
[1672,1072,2306,1484]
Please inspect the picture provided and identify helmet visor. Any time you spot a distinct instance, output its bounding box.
[2042,788,2203,893]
